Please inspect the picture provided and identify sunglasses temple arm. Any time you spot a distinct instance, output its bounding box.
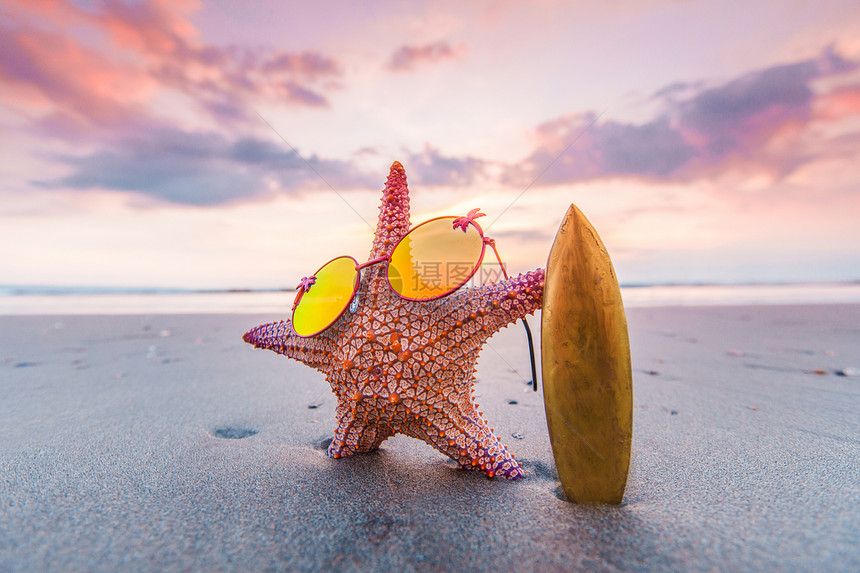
[485,238,511,281]
[485,236,538,391]
[291,288,304,312]
[522,317,538,392]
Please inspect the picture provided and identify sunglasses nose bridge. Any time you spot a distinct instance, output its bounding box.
[346,255,391,314]
[355,254,391,271]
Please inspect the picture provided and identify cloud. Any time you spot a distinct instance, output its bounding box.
[507,48,860,186]
[0,0,342,133]
[406,145,488,186]
[37,133,488,205]
[94,0,342,113]
[651,81,703,102]
[0,23,152,130]
[815,85,860,121]
[387,41,466,72]
[515,113,698,185]
[492,228,554,243]
[37,127,376,206]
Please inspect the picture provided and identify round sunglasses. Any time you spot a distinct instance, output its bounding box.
[291,208,538,389]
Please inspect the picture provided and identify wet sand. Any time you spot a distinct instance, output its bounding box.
[1,305,858,571]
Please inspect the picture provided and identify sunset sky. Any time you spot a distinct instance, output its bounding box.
[2,0,859,290]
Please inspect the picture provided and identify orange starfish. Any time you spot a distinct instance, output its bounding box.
[243,162,544,479]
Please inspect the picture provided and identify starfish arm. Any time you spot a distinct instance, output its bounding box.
[327,400,395,458]
[479,268,545,327]
[243,320,336,373]
[325,377,525,478]
[402,392,527,479]
[439,268,545,347]
[368,161,411,260]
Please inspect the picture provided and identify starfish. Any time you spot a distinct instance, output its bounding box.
[243,162,545,479]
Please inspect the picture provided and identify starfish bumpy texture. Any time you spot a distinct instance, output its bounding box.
[243,162,545,479]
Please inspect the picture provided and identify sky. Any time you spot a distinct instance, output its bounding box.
[1,0,859,290]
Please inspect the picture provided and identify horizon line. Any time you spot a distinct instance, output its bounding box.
[2,279,859,297]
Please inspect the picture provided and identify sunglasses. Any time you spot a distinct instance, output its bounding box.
[291,208,538,390]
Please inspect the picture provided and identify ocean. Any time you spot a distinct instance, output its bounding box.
[1,283,859,315]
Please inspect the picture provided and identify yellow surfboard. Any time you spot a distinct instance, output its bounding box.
[541,204,633,504]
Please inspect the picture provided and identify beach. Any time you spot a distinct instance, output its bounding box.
[1,304,858,571]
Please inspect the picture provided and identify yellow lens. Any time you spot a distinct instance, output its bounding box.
[388,217,484,300]
[292,256,358,336]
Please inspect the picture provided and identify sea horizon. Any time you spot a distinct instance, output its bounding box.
[2,281,860,315]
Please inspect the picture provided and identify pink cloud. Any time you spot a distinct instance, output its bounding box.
[0,0,342,133]
[387,41,467,72]
[0,0,355,206]
[92,0,341,110]
[506,49,860,187]
[261,51,341,80]
[0,24,154,130]
[95,0,200,56]
[2,0,83,20]
[815,85,860,121]
[406,145,487,185]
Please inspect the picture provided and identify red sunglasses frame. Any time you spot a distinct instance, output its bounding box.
[289,208,539,391]
[291,211,509,338]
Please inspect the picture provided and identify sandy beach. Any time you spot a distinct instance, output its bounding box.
[1,304,858,571]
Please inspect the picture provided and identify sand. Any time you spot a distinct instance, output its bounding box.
[1,305,858,571]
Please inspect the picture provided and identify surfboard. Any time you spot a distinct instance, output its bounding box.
[541,204,633,504]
